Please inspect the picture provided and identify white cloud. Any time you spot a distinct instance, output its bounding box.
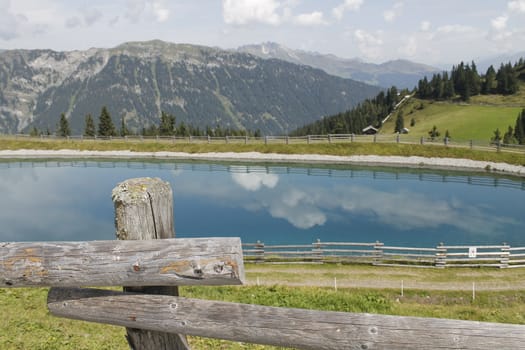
[267,188,326,229]
[436,24,476,34]
[398,35,417,57]
[231,171,279,191]
[329,186,516,235]
[508,0,525,12]
[65,16,82,29]
[126,0,145,23]
[84,8,103,26]
[293,11,327,26]
[152,0,169,22]
[0,0,26,40]
[491,15,508,31]
[333,0,363,20]
[420,20,431,32]
[354,29,383,60]
[222,0,282,25]
[125,0,169,23]
[383,2,403,22]
[64,8,102,29]
[109,16,120,26]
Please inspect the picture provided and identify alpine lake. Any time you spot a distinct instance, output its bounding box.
[0,158,523,249]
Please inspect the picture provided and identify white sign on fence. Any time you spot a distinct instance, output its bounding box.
[468,247,477,258]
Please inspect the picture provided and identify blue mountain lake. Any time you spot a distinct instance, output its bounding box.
[0,159,523,248]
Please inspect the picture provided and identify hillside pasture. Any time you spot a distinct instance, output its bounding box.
[382,98,523,142]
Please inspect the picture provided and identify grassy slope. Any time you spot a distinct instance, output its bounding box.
[382,99,523,141]
[381,86,525,141]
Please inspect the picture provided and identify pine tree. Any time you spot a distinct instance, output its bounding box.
[492,128,502,142]
[84,114,96,137]
[417,77,431,98]
[442,71,455,99]
[29,126,40,137]
[503,126,515,144]
[98,106,116,137]
[394,112,404,133]
[469,61,481,96]
[119,117,129,137]
[428,125,440,140]
[431,74,444,99]
[482,65,496,94]
[159,111,175,136]
[514,109,525,144]
[178,121,188,137]
[58,113,71,137]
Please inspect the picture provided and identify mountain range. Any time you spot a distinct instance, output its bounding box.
[0,40,381,135]
[236,42,440,89]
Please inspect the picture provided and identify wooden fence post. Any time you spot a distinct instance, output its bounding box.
[313,239,323,263]
[255,240,265,263]
[373,241,384,265]
[500,243,510,268]
[112,177,190,350]
[436,242,447,268]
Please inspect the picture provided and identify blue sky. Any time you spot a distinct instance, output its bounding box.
[1,0,524,66]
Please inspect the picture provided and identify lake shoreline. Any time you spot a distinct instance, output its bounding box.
[0,149,524,177]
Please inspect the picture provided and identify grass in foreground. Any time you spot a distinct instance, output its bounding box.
[2,263,525,349]
[1,137,524,166]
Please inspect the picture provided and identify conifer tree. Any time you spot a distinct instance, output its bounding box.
[503,126,515,144]
[29,126,40,137]
[482,65,497,94]
[469,61,481,96]
[492,128,501,142]
[119,117,129,137]
[442,71,455,99]
[394,112,404,133]
[159,111,175,136]
[84,114,96,137]
[514,109,525,144]
[428,125,440,140]
[58,113,71,137]
[98,106,116,137]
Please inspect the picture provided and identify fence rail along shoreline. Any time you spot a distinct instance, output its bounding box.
[243,239,525,268]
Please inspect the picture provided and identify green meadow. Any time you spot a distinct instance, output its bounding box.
[382,98,523,142]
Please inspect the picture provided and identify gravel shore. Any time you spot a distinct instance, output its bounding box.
[0,149,524,177]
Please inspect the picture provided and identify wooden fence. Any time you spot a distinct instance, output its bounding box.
[4,132,525,154]
[243,240,525,268]
[2,178,525,349]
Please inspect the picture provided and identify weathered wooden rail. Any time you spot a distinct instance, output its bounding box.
[2,177,525,349]
[0,238,244,288]
[243,240,525,268]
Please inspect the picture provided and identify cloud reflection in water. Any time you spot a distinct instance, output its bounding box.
[222,168,519,234]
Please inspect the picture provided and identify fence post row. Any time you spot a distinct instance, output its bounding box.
[240,241,525,268]
[4,133,525,154]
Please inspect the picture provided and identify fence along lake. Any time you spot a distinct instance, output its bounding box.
[0,159,523,247]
